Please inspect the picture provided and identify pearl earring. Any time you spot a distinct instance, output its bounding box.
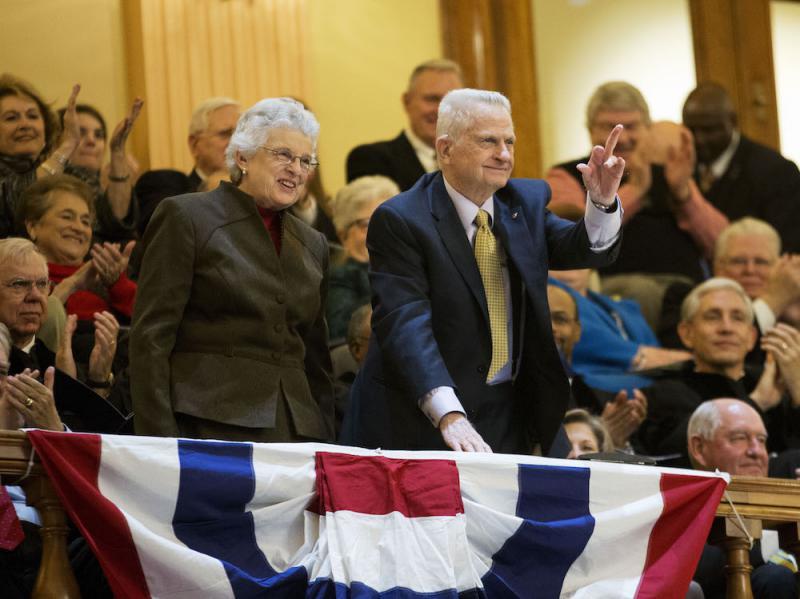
[241,167,247,176]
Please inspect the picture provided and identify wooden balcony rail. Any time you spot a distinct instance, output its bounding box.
[714,475,800,599]
[0,430,80,599]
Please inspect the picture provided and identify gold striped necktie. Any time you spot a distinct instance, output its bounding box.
[474,209,508,381]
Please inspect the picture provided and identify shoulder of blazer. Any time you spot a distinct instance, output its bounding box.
[497,178,551,211]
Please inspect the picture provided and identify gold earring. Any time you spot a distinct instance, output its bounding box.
[241,167,247,176]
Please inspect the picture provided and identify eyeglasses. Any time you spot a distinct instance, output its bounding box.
[3,278,50,295]
[721,256,774,269]
[259,146,319,172]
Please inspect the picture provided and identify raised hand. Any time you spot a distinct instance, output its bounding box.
[576,124,626,207]
[664,126,696,204]
[601,389,647,449]
[762,323,800,404]
[59,84,82,154]
[109,97,144,155]
[6,367,63,431]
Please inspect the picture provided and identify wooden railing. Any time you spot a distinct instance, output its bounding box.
[0,431,79,598]
[2,430,799,599]
[714,476,800,599]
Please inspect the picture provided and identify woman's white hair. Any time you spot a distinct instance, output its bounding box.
[680,277,754,324]
[225,97,319,184]
[331,176,399,232]
[436,89,511,142]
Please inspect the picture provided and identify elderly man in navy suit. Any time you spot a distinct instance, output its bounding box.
[345,89,626,455]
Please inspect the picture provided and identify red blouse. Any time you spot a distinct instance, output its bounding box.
[48,262,137,322]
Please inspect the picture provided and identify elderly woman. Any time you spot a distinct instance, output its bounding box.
[0,74,81,237]
[57,100,143,243]
[18,174,136,324]
[130,97,334,442]
[326,175,399,340]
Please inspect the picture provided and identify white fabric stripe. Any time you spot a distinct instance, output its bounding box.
[249,444,319,572]
[98,435,234,599]
[316,511,480,593]
[561,462,665,598]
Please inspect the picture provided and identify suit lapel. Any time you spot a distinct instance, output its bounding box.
[428,176,489,322]
[493,188,544,291]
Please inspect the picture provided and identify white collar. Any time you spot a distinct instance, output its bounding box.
[404,127,434,153]
[709,130,741,178]
[20,336,36,354]
[443,176,495,234]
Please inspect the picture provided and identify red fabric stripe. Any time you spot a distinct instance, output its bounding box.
[28,431,150,599]
[315,452,463,517]
[0,485,24,550]
[635,473,727,599]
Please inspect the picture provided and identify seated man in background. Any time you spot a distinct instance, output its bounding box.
[683,82,800,253]
[547,283,646,452]
[0,238,127,430]
[346,59,463,191]
[549,269,689,392]
[546,81,728,292]
[186,97,240,191]
[688,399,798,599]
[660,217,800,366]
[638,277,800,466]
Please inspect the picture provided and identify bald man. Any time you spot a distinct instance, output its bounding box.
[688,399,798,599]
[682,83,800,253]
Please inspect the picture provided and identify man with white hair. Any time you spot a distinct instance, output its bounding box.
[688,399,798,598]
[346,59,463,191]
[346,88,624,455]
[638,277,800,465]
[187,97,241,190]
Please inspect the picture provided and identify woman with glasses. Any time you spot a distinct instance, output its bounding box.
[326,175,399,341]
[130,97,335,443]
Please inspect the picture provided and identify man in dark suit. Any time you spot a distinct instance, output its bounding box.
[346,59,463,191]
[346,89,624,455]
[186,97,240,190]
[683,82,800,253]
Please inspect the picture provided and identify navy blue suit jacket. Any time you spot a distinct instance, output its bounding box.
[343,172,620,454]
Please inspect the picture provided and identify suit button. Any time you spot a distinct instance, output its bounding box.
[274,323,284,333]
[477,365,486,374]
[276,294,286,304]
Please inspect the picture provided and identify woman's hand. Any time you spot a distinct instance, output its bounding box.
[88,311,119,396]
[90,241,135,287]
[109,98,144,157]
[58,84,82,157]
[6,367,63,431]
[50,260,97,304]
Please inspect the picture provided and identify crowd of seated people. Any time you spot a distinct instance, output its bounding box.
[1,58,800,597]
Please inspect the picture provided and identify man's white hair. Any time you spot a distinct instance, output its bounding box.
[188,97,240,136]
[436,89,511,141]
[680,277,754,324]
[687,400,724,442]
[225,97,319,185]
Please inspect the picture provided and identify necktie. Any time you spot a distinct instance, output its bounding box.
[474,209,508,381]
[699,166,715,194]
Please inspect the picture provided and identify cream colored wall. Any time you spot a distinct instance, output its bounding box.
[0,0,129,136]
[772,1,800,166]
[308,0,441,195]
[531,0,696,171]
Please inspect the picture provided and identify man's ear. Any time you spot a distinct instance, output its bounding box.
[678,321,695,350]
[688,435,710,470]
[402,91,411,113]
[188,134,199,158]
[436,136,451,164]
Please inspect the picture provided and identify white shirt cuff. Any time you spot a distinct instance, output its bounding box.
[418,386,465,427]
[753,298,777,333]
[584,194,623,251]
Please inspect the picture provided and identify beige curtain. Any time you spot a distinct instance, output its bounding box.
[124,0,310,171]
